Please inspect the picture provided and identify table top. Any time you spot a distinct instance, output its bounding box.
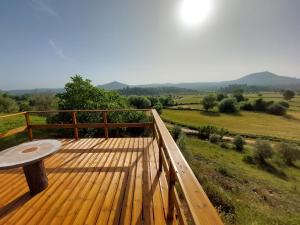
[0,140,61,170]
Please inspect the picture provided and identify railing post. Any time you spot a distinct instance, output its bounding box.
[25,112,33,141]
[158,137,163,172]
[72,111,78,140]
[103,111,108,139]
[167,165,176,221]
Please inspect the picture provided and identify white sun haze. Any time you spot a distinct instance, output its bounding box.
[178,0,213,27]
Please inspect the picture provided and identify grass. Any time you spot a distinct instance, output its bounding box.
[185,136,300,225]
[162,109,300,141]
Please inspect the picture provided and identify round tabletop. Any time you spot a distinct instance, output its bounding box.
[0,140,61,170]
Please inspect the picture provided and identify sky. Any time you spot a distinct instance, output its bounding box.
[0,0,300,90]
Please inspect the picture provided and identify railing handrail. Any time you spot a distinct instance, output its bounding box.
[152,109,223,225]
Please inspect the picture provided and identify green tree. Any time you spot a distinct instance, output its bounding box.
[254,140,273,162]
[0,94,19,113]
[277,142,300,166]
[233,135,245,151]
[201,94,217,111]
[128,96,151,109]
[218,98,239,113]
[282,90,295,101]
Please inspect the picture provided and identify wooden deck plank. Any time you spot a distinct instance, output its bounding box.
[0,138,174,225]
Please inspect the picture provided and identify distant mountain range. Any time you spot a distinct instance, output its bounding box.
[99,71,300,90]
[4,71,300,95]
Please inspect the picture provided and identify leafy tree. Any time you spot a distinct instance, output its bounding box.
[240,101,254,111]
[153,103,163,114]
[216,93,227,101]
[218,98,239,113]
[159,95,175,106]
[198,125,228,140]
[171,125,182,142]
[209,134,221,144]
[252,98,273,112]
[28,94,58,111]
[282,90,295,101]
[128,96,151,109]
[0,94,19,113]
[276,142,300,166]
[233,135,245,151]
[233,89,245,102]
[277,101,289,108]
[254,140,273,162]
[201,94,217,111]
[147,96,159,106]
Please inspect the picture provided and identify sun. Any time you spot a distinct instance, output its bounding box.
[178,0,213,27]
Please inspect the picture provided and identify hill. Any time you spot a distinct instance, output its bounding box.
[97,81,128,90]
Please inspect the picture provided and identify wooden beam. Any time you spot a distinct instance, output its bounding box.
[0,126,27,138]
[71,111,78,140]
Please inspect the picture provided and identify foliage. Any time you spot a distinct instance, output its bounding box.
[153,103,163,114]
[209,133,221,144]
[267,103,287,116]
[217,93,227,101]
[176,134,191,160]
[278,101,289,108]
[242,155,256,164]
[147,96,159,106]
[282,90,295,101]
[197,125,228,140]
[218,98,239,113]
[254,140,273,162]
[233,89,245,102]
[159,95,175,106]
[233,135,245,151]
[0,94,19,113]
[171,125,182,142]
[201,94,217,111]
[276,142,300,166]
[239,101,254,111]
[128,96,151,109]
[118,86,197,96]
[252,98,273,111]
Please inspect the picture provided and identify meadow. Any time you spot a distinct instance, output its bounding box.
[185,137,300,225]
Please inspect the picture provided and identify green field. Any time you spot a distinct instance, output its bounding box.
[162,109,300,140]
[185,137,300,225]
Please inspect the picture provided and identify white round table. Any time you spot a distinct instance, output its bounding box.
[0,140,61,195]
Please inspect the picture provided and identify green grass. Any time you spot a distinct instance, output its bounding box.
[162,109,300,141]
[185,137,300,225]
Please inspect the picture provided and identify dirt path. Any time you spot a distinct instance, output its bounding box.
[166,123,256,145]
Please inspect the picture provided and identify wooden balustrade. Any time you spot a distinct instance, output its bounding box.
[0,109,223,225]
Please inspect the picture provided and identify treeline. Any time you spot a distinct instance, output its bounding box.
[117,86,198,96]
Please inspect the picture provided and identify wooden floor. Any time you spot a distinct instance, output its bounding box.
[0,138,173,225]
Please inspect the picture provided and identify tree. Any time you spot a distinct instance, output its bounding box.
[254,140,273,162]
[252,98,273,112]
[233,135,245,151]
[0,94,19,113]
[153,103,163,114]
[216,93,227,101]
[171,125,182,142]
[159,95,175,106]
[277,142,300,166]
[282,90,295,101]
[218,98,239,113]
[201,94,217,111]
[233,89,245,102]
[128,96,151,109]
[267,103,287,116]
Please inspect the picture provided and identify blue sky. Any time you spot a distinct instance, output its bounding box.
[0,0,300,90]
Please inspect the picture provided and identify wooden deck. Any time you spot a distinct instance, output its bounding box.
[0,138,172,225]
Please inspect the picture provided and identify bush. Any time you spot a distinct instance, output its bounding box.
[254,140,273,162]
[198,125,228,140]
[128,96,151,109]
[219,142,229,149]
[217,93,227,101]
[252,98,273,112]
[282,90,295,101]
[201,94,217,111]
[267,103,287,116]
[243,155,256,164]
[209,134,221,144]
[233,135,245,151]
[153,103,163,114]
[233,90,245,102]
[176,134,191,160]
[171,125,182,142]
[278,101,289,108]
[240,101,254,111]
[218,98,239,113]
[276,142,300,166]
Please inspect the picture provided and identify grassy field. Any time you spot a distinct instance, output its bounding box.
[0,114,47,150]
[162,109,300,141]
[185,137,300,225]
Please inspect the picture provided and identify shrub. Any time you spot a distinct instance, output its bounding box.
[217,93,227,101]
[209,134,221,144]
[233,90,245,102]
[233,135,245,151]
[218,98,239,113]
[176,134,191,160]
[219,142,229,149]
[254,140,273,162]
[276,142,300,166]
[198,125,228,140]
[243,155,256,164]
[252,98,273,112]
[240,101,254,111]
[267,103,287,116]
[128,96,151,109]
[282,90,295,101]
[201,94,217,111]
[171,125,182,142]
[153,103,163,114]
[278,101,289,108]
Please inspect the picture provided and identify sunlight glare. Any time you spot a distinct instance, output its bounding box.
[178,0,213,27]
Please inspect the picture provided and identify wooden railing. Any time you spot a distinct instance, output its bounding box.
[0,109,223,225]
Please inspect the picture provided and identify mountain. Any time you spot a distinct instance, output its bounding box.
[97,81,129,90]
